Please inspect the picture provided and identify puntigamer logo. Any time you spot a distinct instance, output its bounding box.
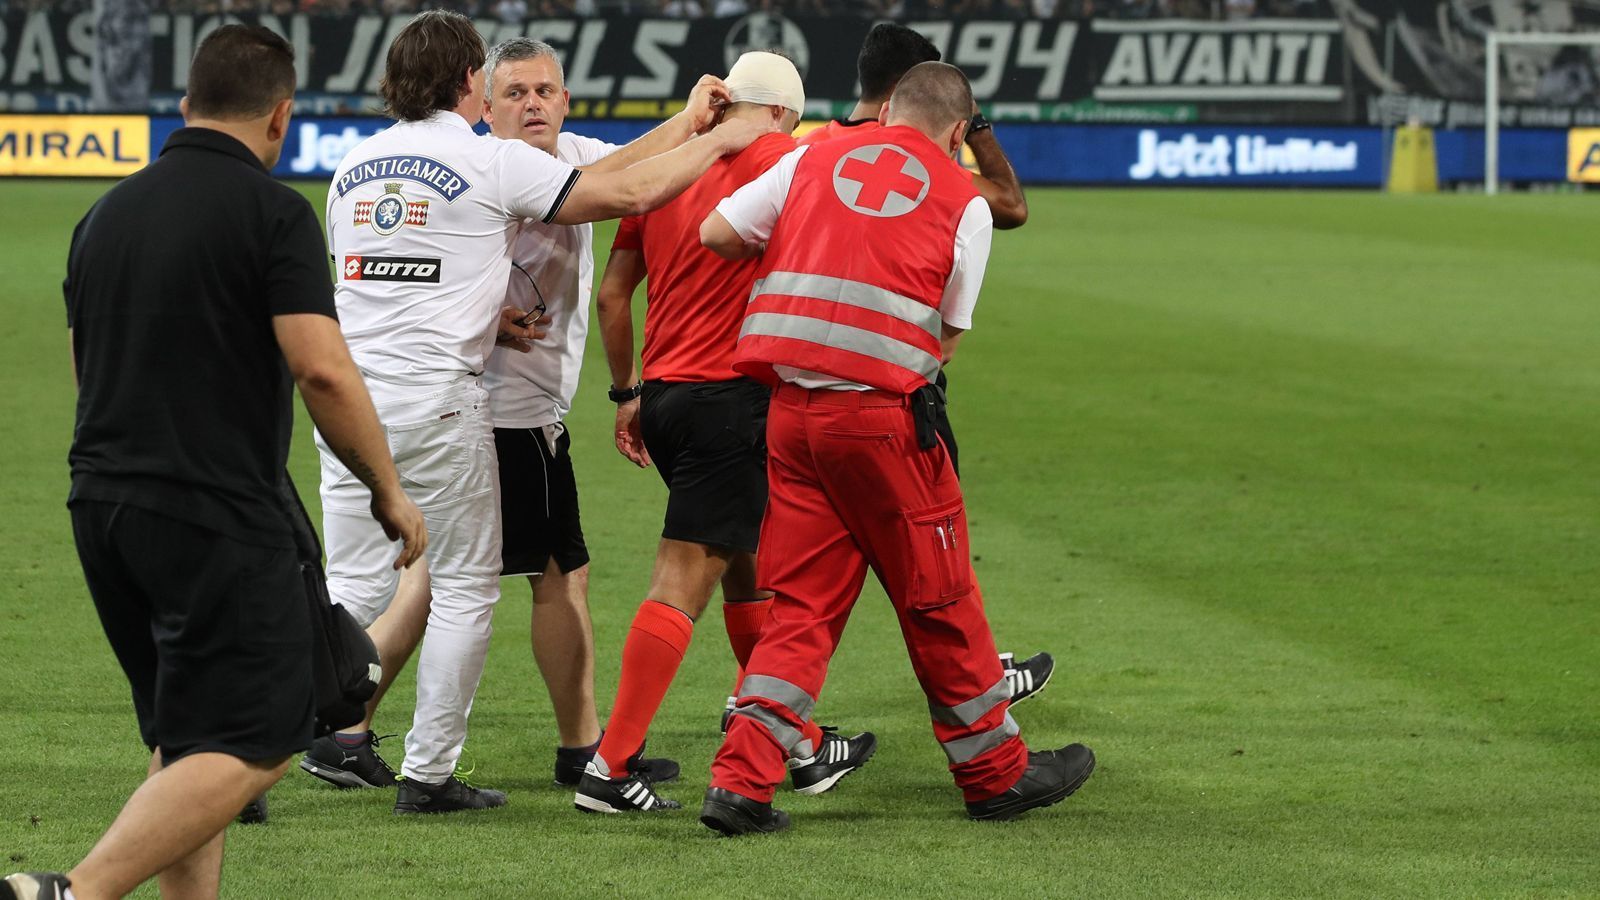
[335,155,471,201]
[343,255,441,283]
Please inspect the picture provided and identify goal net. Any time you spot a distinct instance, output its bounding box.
[1485,31,1600,193]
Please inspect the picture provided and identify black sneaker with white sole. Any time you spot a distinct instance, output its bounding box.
[700,787,791,836]
[394,775,508,814]
[299,731,398,789]
[1002,651,1055,705]
[554,741,680,787]
[788,729,877,796]
[0,872,71,900]
[236,793,268,825]
[965,742,1095,821]
[574,761,682,813]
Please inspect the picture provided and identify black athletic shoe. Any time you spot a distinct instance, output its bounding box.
[574,762,682,813]
[299,731,399,789]
[236,793,268,825]
[554,742,680,787]
[965,743,1095,821]
[788,729,877,796]
[719,696,736,733]
[1002,651,1055,705]
[394,775,508,814]
[700,787,791,836]
[0,872,71,900]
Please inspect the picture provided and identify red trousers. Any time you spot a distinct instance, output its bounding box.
[709,384,1029,803]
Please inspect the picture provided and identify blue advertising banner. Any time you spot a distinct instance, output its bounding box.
[999,124,1383,186]
[148,116,661,180]
[19,115,1578,187]
[1432,129,1568,184]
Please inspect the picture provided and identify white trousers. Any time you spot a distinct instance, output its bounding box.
[316,375,501,782]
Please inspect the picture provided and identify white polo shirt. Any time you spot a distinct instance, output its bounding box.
[326,111,581,387]
[482,132,620,430]
[715,144,993,390]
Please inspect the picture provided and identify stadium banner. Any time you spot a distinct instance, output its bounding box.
[0,114,148,176]
[7,8,1600,124]
[0,113,1571,185]
[1567,128,1600,182]
[1347,0,1600,128]
[0,11,1349,122]
[1000,124,1381,186]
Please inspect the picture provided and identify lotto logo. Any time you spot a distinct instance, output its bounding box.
[341,255,441,283]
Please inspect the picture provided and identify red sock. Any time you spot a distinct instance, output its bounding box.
[723,598,772,692]
[596,600,695,776]
[721,599,822,758]
[801,719,825,758]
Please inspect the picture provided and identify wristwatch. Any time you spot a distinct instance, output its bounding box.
[967,111,992,138]
[608,382,643,403]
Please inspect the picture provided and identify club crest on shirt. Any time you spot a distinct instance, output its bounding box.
[354,183,429,235]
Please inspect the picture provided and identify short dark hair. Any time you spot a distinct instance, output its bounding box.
[380,11,486,122]
[185,25,295,120]
[857,23,941,102]
[888,62,973,136]
[486,38,563,97]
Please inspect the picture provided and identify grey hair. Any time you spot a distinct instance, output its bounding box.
[485,38,563,97]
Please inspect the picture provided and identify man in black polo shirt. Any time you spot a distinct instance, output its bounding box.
[1,26,426,900]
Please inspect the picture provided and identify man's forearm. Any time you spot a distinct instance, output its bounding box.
[618,134,731,215]
[968,129,1028,229]
[586,114,698,175]
[597,293,639,389]
[556,133,728,224]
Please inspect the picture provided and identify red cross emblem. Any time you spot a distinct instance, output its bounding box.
[831,144,930,218]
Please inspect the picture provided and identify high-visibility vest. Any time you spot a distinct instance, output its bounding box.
[732,124,978,394]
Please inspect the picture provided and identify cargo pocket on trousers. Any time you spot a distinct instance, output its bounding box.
[903,499,974,611]
[387,409,469,496]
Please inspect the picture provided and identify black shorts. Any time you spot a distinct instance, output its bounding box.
[495,425,589,576]
[640,379,771,553]
[70,500,315,764]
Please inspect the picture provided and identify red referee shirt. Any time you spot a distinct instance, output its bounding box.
[796,117,881,147]
[612,131,797,383]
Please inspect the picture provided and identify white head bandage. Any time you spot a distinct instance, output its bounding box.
[725,51,805,115]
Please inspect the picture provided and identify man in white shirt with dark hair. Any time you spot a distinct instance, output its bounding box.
[303,10,767,815]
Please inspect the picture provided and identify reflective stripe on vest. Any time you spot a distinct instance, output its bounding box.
[929,676,1011,727]
[739,313,941,384]
[753,271,943,339]
[940,712,1020,764]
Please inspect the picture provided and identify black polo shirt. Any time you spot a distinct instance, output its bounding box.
[64,127,337,548]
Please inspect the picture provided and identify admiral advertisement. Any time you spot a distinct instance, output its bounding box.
[0,114,147,176]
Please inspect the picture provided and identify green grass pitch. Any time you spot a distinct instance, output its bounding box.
[2,181,1597,897]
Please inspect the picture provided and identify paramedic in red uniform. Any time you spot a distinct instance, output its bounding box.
[695,62,1095,835]
[579,52,876,815]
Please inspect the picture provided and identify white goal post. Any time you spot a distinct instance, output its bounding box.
[1484,31,1600,195]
